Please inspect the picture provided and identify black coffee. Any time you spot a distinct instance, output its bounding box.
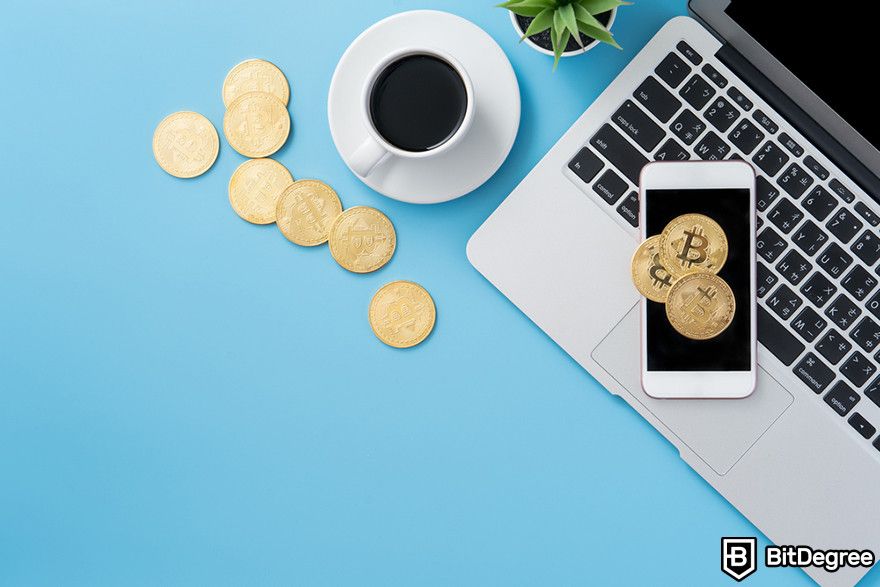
[369,55,468,152]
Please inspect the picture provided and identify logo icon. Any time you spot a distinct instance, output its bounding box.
[722,537,757,582]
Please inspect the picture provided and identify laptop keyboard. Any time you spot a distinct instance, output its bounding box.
[566,40,880,455]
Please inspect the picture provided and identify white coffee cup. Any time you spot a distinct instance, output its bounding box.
[350,47,475,178]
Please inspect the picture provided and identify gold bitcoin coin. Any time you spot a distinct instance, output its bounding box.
[228,158,293,224]
[328,206,396,273]
[631,235,677,303]
[659,213,728,278]
[665,272,736,340]
[152,111,219,178]
[369,281,436,348]
[276,180,343,246]
[222,59,290,107]
[223,92,290,158]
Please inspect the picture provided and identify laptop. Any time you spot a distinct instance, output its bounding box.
[467,1,880,585]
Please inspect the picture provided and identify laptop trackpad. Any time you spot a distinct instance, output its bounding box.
[592,305,793,476]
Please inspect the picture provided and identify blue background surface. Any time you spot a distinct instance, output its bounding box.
[1,1,875,585]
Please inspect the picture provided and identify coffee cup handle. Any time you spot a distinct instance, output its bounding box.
[350,136,390,177]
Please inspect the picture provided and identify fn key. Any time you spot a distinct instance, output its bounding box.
[568,147,603,184]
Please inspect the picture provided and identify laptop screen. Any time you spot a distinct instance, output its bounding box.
[725,2,878,150]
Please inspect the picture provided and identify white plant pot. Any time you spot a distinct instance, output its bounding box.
[509,7,617,58]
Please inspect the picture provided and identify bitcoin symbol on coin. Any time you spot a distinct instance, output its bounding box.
[659,213,728,277]
[665,273,736,340]
[631,236,677,302]
[675,226,710,268]
[649,253,674,290]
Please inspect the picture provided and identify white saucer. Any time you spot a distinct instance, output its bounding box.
[328,10,521,204]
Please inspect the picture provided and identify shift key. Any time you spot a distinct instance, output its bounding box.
[590,124,649,185]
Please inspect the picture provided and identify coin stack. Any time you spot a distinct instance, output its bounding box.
[151,59,436,349]
[631,213,736,340]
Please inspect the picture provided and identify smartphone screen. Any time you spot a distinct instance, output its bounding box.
[645,188,752,371]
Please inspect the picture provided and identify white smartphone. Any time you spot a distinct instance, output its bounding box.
[639,160,757,399]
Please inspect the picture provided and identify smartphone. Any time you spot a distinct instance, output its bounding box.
[639,161,757,399]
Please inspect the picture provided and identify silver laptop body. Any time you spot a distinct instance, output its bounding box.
[467,4,880,585]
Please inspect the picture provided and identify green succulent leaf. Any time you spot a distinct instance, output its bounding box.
[578,0,631,15]
[572,5,605,30]
[559,3,583,48]
[577,22,621,48]
[520,8,555,40]
[551,10,571,69]
[497,0,556,13]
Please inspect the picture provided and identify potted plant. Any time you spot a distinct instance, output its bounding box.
[500,0,629,68]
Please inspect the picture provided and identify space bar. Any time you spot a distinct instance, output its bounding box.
[589,124,649,185]
[757,306,805,366]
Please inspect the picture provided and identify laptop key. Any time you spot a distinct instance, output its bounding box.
[757,262,777,298]
[776,249,812,285]
[825,294,861,330]
[766,284,802,320]
[757,226,788,262]
[826,208,863,243]
[794,352,834,393]
[791,307,827,342]
[778,133,804,157]
[840,351,875,387]
[701,63,727,88]
[758,306,804,365]
[694,131,730,160]
[802,186,838,221]
[655,52,691,88]
[803,156,829,180]
[753,109,779,134]
[676,41,702,65]
[633,76,682,123]
[568,147,604,184]
[851,230,880,265]
[679,74,716,110]
[729,87,755,113]
[851,316,880,352]
[848,413,876,439]
[777,162,814,198]
[867,376,880,408]
[842,265,877,301]
[825,381,861,416]
[612,100,665,152]
[792,220,828,256]
[592,169,627,205]
[767,198,803,234]
[654,138,689,161]
[704,97,739,132]
[728,119,764,155]
[590,124,649,185]
[616,192,639,227]
[867,290,880,320]
[669,109,706,145]
[854,202,880,227]
[829,178,856,203]
[816,329,851,364]
[753,141,789,176]
[817,243,853,279]
[800,272,836,307]
[755,176,780,212]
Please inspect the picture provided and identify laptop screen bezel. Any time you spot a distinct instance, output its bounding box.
[689,0,880,178]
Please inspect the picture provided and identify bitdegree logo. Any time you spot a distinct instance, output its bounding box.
[766,545,875,573]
